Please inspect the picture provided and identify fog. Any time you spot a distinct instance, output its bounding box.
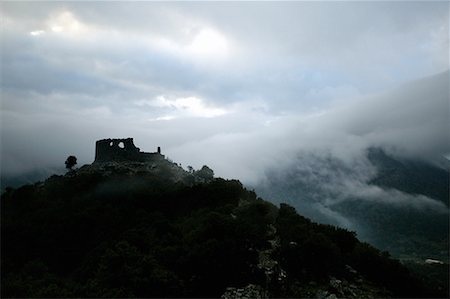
[1,2,448,192]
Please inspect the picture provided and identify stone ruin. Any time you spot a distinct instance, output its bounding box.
[94,138,164,163]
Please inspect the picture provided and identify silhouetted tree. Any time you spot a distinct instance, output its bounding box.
[65,156,77,170]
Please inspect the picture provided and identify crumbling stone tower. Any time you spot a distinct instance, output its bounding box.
[94,138,164,163]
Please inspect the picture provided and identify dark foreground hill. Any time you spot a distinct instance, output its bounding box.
[1,158,445,298]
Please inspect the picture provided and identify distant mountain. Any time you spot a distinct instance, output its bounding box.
[1,167,63,193]
[253,148,449,262]
[1,152,443,297]
[367,148,448,206]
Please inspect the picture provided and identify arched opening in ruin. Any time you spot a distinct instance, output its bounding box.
[118,142,125,149]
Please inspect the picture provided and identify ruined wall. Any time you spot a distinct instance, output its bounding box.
[94,138,164,163]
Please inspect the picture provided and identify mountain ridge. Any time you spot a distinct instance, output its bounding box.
[1,148,446,298]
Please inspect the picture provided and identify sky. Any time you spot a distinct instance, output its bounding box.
[1,1,449,184]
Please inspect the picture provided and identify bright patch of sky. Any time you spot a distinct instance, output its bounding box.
[135,95,228,119]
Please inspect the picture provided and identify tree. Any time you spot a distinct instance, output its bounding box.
[65,156,77,170]
[195,165,214,181]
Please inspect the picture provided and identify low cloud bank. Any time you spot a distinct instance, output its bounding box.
[170,71,449,182]
[2,71,448,184]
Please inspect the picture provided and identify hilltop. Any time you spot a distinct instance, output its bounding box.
[1,139,446,298]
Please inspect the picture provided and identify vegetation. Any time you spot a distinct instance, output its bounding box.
[1,162,445,298]
[65,155,77,170]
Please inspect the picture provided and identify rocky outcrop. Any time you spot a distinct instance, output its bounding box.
[314,272,390,299]
[221,284,268,299]
[72,159,191,185]
[256,224,287,290]
[222,224,286,299]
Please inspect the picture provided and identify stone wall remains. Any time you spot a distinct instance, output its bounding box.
[94,138,163,163]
